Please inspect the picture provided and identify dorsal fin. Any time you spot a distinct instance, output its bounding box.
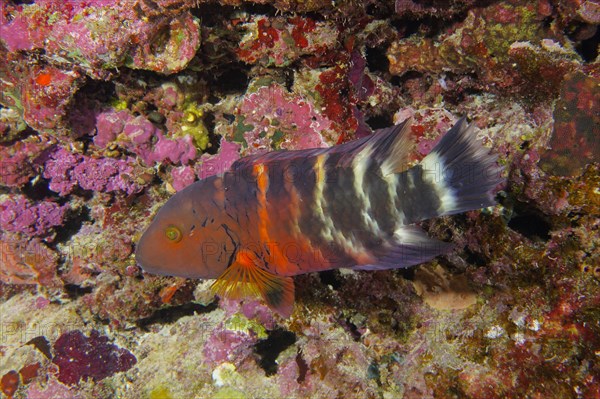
[332,118,416,175]
[374,118,416,175]
[211,251,295,317]
[228,119,415,176]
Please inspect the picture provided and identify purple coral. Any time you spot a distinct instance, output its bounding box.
[52,330,137,386]
[0,195,69,239]
[43,147,145,196]
[73,158,141,194]
[42,147,83,195]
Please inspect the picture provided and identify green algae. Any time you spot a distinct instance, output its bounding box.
[212,387,246,399]
[483,5,540,61]
[232,116,253,147]
[224,313,268,339]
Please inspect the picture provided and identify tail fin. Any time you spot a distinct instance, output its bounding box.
[419,117,503,217]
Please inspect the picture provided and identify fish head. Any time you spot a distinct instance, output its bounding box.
[135,179,231,279]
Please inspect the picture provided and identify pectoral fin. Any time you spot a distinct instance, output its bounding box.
[211,252,295,317]
[261,274,295,318]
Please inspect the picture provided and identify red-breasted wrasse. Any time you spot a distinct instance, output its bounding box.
[135,118,503,317]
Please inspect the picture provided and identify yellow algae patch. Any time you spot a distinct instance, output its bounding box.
[148,386,173,399]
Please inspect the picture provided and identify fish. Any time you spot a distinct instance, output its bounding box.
[135,117,503,317]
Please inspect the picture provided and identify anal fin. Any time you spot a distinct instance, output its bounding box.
[211,252,295,317]
[352,225,453,271]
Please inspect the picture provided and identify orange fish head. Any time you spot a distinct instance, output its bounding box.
[135,180,231,280]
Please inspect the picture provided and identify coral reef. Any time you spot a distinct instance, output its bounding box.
[387,2,589,100]
[0,0,598,398]
[0,0,200,76]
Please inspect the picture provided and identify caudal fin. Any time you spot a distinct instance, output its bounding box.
[419,117,503,217]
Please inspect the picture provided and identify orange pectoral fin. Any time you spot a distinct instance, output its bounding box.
[211,252,295,318]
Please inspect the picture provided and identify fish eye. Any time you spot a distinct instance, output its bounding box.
[165,226,182,243]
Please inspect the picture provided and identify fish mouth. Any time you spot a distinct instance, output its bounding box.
[134,247,169,276]
[134,235,158,274]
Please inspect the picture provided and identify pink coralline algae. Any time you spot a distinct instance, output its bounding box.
[21,66,84,134]
[52,330,137,386]
[0,140,46,187]
[0,195,69,239]
[93,110,135,149]
[196,138,241,180]
[234,84,330,155]
[170,165,196,191]
[27,378,83,399]
[94,109,197,165]
[43,147,146,196]
[73,157,143,194]
[0,60,84,137]
[203,326,257,366]
[237,16,337,66]
[0,0,201,76]
[171,138,242,190]
[0,234,60,287]
[42,147,80,196]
